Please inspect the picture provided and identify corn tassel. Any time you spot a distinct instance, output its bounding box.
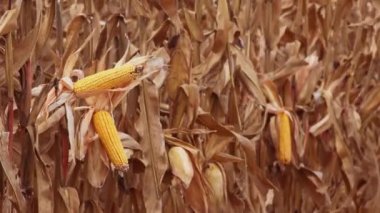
[277,111,292,164]
[92,110,129,171]
[168,146,194,188]
[73,64,141,96]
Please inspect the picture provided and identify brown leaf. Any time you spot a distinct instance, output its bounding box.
[191,0,230,78]
[5,33,14,99]
[0,0,22,36]
[204,133,234,161]
[64,103,75,162]
[77,108,95,160]
[166,40,190,100]
[323,90,355,190]
[164,134,199,155]
[12,0,42,76]
[296,166,331,207]
[57,187,80,213]
[215,0,230,31]
[61,15,88,64]
[37,106,66,134]
[35,152,54,212]
[86,138,109,188]
[62,29,97,77]
[360,85,380,122]
[119,132,142,150]
[184,9,204,41]
[262,79,282,107]
[230,45,266,104]
[171,84,200,128]
[212,152,244,163]
[162,186,189,213]
[184,170,208,212]
[158,0,178,18]
[148,20,172,45]
[136,80,169,212]
[35,0,55,54]
[296,66,322,105]
[0,133,26,213]
[309,115,331,136]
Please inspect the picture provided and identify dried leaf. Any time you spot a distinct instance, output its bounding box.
[86,138,109,188]
[65,103,75,162]
[184,170,208,212]
[230,45,266,104]
[35,152,54,212]
[166,42,190,99]
[57,187,80,212]
[0,0,22,35]
[360,85,380,122]
[0,133,26,213]
[323,90,355,190]
[136,80,169,212]
[37,106,66,134]
[184,9,204,41]
[77,108,95,160]
[62,29,97,77]
[12,0,42,75]
[191,0,230,78]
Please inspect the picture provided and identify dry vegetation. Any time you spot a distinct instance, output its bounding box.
[1,0,380,212]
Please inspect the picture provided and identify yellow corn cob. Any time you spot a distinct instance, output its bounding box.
[277,111,292,164]
[92,110,129,171]
[73,64,142,96]
[168,146,194,188]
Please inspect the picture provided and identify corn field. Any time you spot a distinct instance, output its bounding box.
[1,0,380,212]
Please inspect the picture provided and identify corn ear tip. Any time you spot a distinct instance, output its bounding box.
[116,164,129,172]
[279,156,291,165]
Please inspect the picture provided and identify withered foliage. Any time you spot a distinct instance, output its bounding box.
[1,0,380,212]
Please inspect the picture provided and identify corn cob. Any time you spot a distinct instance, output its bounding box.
[204,163,226,205]
[277,111,292,164]
[73,64,142,96]
[92,110,129,171]
[168,146,194,188]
